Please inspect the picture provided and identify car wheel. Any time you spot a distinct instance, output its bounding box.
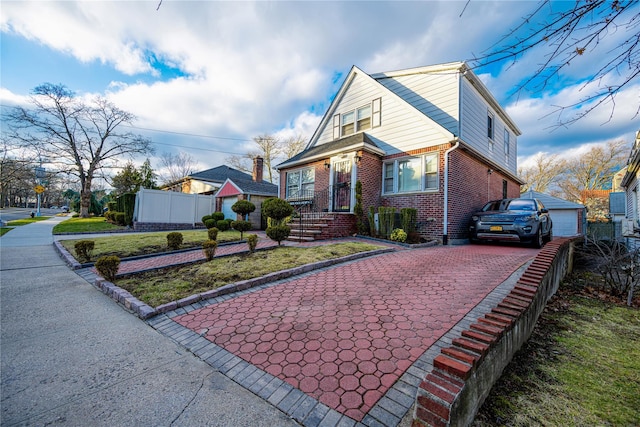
[544,229,553,243]
[532,228,543,248]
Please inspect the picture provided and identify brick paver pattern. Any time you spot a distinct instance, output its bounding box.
[175,244,536,421]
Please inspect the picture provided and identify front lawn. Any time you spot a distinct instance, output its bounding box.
[7,216,51,226]
[116,242,383,307]
[474,283,640,426]
[53,216,126,234]
[61,229,242,260]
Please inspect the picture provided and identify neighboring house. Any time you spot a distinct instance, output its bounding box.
[609,192,626,223]
[277,62,523,243]
[162,165,256,195]
[135,157,277,231]
[214,158,278,228]
[620,131,640,250]
[521,190,586,237]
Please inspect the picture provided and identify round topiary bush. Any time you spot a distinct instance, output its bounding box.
[262,198,293,225]
[204,218,217,229]
[231,220,252,239]
[266,224,291,246]
[390,228,407,243]
[207,227,219,241]
[74,240,95,263]
[201,214,213,224]
[95,255,121,281]
[232,200,256,219]
[167,232,183,250]
[211,212,225,221]
[216,219,230,231]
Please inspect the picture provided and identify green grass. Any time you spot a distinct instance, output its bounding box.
[0,216,52,236]
[475,286,640,426]
[61,229,242,260]
[7,216,51,226]
[53,216,126,234]
[116,242,383,307]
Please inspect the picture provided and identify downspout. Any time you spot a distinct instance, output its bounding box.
[443,139,460,245]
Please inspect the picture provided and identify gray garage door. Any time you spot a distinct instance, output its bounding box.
[549,209,577,236]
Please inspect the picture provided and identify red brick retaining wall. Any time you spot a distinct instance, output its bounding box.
[413,238,576,427]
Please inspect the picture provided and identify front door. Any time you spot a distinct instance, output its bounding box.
[332,159,351,212]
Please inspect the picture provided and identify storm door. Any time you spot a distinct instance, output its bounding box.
[332,159,352,212]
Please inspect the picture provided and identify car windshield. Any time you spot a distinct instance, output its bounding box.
[507,200,536,211]
[482,199,537,212]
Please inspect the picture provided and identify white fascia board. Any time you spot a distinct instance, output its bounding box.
[277,142,385,170]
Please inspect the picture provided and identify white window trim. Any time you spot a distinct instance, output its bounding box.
[504,128,510,164]
[336,100,378,139]
[285,167,315,199]
[487,111,495,141]
[382,153,439,195]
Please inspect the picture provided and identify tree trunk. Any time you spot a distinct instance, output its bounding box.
[80,178,92,217]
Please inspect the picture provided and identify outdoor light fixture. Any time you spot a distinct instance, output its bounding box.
[354,154,362,164]
[324,160,330,169]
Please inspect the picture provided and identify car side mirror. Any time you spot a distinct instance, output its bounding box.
[540,208,548,213]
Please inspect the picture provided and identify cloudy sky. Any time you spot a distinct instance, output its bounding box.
[1,0,638,178]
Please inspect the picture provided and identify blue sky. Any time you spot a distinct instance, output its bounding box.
[1,0,638,176]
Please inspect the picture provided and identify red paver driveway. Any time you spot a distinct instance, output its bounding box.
[174,244,536,421]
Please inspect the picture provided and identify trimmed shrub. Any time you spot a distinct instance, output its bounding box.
[95,255,120,281]
[262,198,293,226]
[204,218,217,229]
[115,212,126,226]
[390,228,407,243]
[74,240,95,263]
[207,227,219,241]
[378,207,396,239]
[211,212,225,221]
[167,232,183,250]
[354,180,367,234]
[202,240,218,261]
[266,225,290,246]
[401,208,417,234]
[231,220,252,239]
[107,201,117,212]
[368,206,376,236]
[216,219,230,231]
[246,234,258,253]
[232,200,256,219]
[201,214,212,224]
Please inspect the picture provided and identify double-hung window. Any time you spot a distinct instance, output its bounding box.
[286,168,315,199]
[383,153,439,194]
[334,98,380,139]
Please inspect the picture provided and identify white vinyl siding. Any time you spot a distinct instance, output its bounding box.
[460,78,517,174]
[377,72,459,135]
[314,73,452,155]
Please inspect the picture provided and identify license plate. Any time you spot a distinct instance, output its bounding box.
[490,225,503,231]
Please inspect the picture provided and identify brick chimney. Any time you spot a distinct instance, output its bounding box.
[252,156,264,183]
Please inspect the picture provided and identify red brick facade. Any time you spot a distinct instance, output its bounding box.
[279,144,521,243]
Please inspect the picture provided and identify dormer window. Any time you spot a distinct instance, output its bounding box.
[356,105,371,131]
[341,111,355,136]
[333,98,381,139]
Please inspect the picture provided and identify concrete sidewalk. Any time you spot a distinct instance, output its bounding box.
[1,217,300,426]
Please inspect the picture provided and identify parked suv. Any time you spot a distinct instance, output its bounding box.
[469,198,552,248]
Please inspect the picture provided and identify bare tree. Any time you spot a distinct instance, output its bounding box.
[471,0,640,126]
[519,153,567,193]
[158,151,196,185]
[4,83,153,217]
[226,133,307,183]
[557,140,629,203]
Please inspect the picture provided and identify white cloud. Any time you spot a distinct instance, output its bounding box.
[1,0,637,174]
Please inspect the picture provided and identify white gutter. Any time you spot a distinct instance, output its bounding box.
[443,139,460,245]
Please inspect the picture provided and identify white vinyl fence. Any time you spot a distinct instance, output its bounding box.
[133,188,215,227]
